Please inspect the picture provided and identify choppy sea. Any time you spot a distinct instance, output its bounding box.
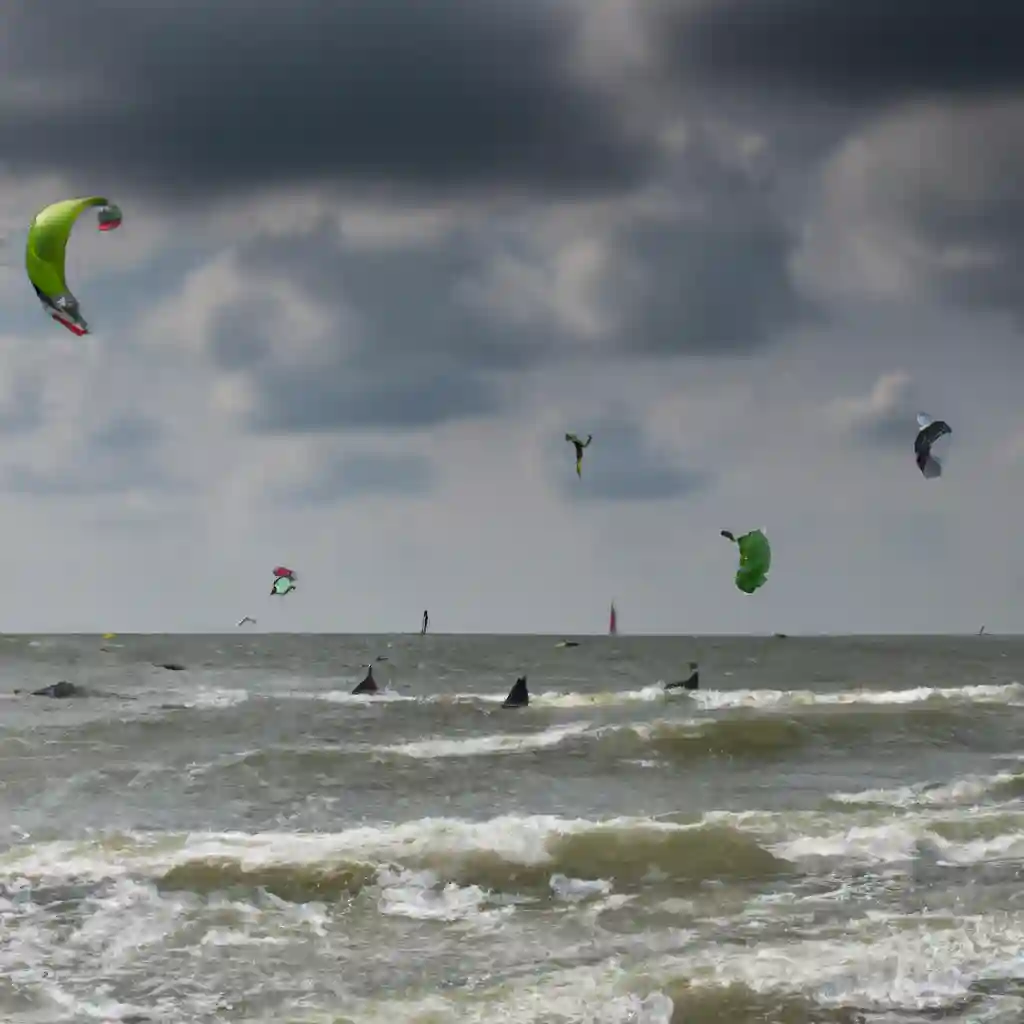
[2,633,1024,1023]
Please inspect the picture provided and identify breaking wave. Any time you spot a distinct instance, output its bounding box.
[268,680,1024,711]
[5,797,1024,1021]
[0,815,790,904]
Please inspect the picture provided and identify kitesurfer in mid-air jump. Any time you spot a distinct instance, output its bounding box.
[566,432,592,478]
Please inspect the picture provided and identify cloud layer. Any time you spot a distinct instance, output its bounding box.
[3,0,652,199]
[0,0,1021,632]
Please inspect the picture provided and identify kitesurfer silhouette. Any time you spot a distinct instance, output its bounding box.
[565,433,592,478]
[664,662,699,692]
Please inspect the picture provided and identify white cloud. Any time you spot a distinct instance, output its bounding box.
[824,371,913,440]
[795,96,1024,311]
[459,235,613,343]
[140,249,343,368]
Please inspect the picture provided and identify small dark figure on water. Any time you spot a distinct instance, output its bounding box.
[17,680,134,700]
[352,666,379,695]
[664,662,699,692]
[503,676,529,708]
[22,681,81,699]
[421,609,429,635]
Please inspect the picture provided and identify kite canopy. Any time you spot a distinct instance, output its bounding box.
[25,197,121,336]
[271,566,297,596]
[722,529,771,594]
[914,412,951,479]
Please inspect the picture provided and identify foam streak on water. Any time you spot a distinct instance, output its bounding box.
[1,633,1023,1023]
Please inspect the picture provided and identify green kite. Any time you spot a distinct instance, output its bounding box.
[25,197,122,335]
[721,529,771,594]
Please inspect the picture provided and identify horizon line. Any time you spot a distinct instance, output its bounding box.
[0,630,1012,639]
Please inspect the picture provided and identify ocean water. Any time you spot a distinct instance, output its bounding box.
[2,632,1024,1023]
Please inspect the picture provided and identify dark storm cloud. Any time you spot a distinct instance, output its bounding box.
[611,215,815,355]
[903,157,1024,325]
[253,356,500,433]
[196,220,569,432]
[194,139,813,432]
[570,125,817,355]
[562,418,712,502]
[6,0,822,423]
[285,452,436,503]
[639,0,1024,332]
[206,225,550,433]
[240,227,547,375]
[2,0,652,199]
[655,0,1024,103]
[810,100,1024,325]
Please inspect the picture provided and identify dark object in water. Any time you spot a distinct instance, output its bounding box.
[774,632,788,639]
[664,663,699,692]
[352,666,378,695]
[556,640,579,648]
[503,675,529,708]
[28,681,81,698]
[158,663,186,671]
[18,681,133,701]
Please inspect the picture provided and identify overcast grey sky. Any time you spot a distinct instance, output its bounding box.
[0,0,1022,633]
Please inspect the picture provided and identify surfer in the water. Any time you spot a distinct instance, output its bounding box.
[503,676,529,708]
[664,662,699,692]
[351,666,378,695]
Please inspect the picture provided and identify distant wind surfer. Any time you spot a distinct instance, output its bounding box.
[421,609,429,635]
[565,432,592,478]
